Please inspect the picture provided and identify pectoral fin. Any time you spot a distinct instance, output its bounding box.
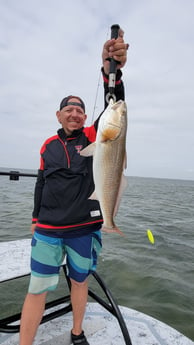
[80,142,96,157]
[88,190,98,200]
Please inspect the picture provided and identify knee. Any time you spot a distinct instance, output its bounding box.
[70,278,88,288]
[26,291,47,301]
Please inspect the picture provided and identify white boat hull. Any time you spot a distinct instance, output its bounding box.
[0,302,193,345]
[0,240,193,344]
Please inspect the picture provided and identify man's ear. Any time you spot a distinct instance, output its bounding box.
[56,110,61,123]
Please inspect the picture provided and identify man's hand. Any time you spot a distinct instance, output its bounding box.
[102,29,129,75]
[31,223,36,235]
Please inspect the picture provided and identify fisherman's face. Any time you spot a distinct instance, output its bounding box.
[56,97,87,135]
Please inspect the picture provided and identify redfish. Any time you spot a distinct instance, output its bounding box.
[80,99,127,235]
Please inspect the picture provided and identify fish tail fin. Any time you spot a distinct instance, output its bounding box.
[101,225,125,236]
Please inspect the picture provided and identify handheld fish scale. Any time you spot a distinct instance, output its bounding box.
[106,24,120,104]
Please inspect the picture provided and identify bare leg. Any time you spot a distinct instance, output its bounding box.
[20,292,47,345]
[70,278,88,335]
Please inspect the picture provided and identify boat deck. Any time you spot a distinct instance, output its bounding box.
[0,240,193,345]
[0,302,193,345]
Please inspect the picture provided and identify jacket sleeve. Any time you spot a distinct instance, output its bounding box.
[94,67,125,131]
[101,67,125,107]
[32,169,45,223]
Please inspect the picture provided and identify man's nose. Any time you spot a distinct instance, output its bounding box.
[71,109,78,117]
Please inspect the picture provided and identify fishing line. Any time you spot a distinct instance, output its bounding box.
[91,27,110,124]
[91,68,102,124]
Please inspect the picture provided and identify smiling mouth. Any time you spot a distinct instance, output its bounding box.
[69,122,79,125]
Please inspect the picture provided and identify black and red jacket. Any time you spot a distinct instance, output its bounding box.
[32,68,125,238]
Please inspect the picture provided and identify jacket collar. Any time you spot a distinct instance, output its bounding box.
[58,127,83,140]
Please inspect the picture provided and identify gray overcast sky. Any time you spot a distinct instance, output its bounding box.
[0,0,194,180]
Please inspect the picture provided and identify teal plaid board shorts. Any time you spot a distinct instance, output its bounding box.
[29,231,102,294]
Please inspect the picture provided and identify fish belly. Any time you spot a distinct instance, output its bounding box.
[93,138,125,230]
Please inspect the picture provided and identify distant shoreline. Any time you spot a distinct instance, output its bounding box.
[0,166,193,182]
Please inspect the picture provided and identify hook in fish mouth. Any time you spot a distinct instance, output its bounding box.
[106,92,116,103]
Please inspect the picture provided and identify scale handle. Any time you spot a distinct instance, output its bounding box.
[111,24,120,39]
[109,24,120,75]
[108,24,120,99]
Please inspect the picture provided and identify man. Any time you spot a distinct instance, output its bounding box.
[20,31,128,345]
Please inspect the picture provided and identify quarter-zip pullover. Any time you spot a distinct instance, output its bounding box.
[32,68,125,238]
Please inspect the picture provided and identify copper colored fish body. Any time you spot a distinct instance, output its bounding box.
[80,99,127,235]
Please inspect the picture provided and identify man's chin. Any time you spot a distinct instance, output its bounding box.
[71,126,80,131]
[69,125,80,131]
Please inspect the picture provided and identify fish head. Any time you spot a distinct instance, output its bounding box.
[99,99,127,142]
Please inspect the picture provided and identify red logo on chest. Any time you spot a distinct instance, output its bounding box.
[75,145,83,154]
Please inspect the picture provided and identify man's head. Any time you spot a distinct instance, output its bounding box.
[56,95,87,135]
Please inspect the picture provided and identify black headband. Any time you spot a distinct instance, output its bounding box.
[60,95,85,112]
[65,101,85,110]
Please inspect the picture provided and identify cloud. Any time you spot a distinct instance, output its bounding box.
[0,0,194,180]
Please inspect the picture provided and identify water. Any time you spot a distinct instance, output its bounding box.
[0,170,194,341]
